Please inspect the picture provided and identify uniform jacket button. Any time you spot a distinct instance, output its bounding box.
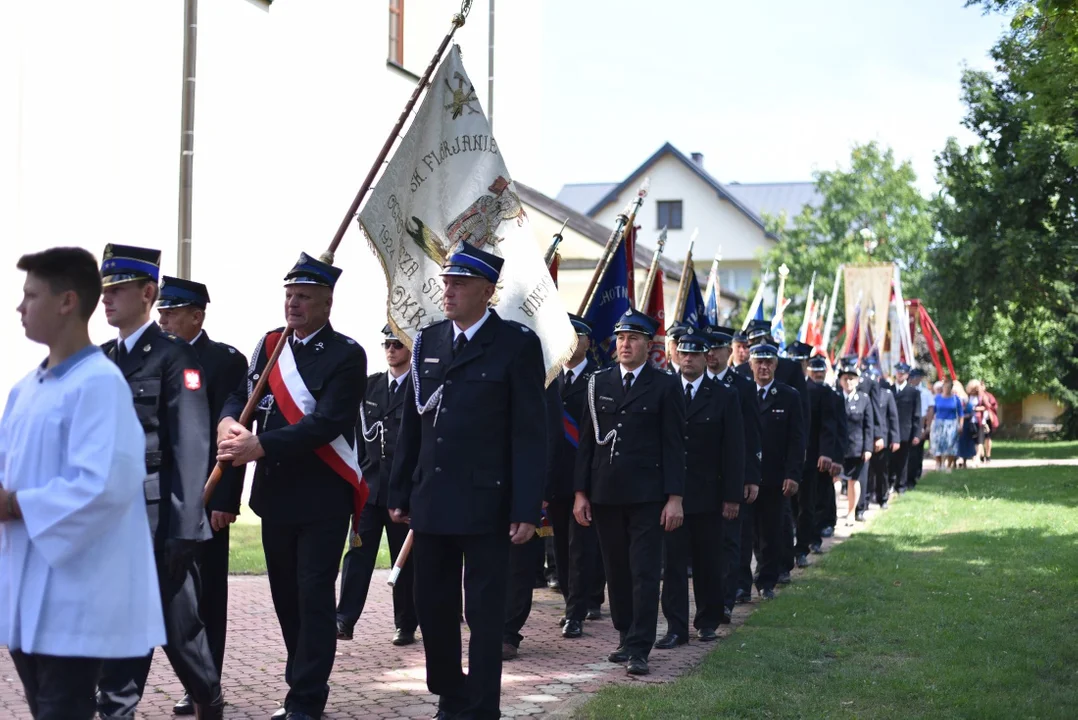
[435,467,442,473]
[446,379,453,385]
[436,437,443,444]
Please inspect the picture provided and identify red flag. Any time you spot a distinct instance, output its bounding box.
[644,268,667,370]
[624,224,637,308]
[548,252,559,288]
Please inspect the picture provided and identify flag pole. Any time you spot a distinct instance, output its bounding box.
[577,179,649,316]
[821,263,843,356]
[202,1,474,506]
[672,230,698,321]
[637,227,668,310]
[544,217,569,268]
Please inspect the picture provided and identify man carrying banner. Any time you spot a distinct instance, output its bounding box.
[389,243,546,720]
[574,309,686,676]
[217,253,367,719]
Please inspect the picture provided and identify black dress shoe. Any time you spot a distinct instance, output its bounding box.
[880,500,889,509]
[586,607,602,621]
[173,692,194,715]
[562,619,583,638]
[336,618,354,640]
[760,588,776,600]
[653,633,687,649]
[502,643,518,661]
[607,646,631,663]
[821,526,834,538]
[698,628,719,642]
[722,606,733,624]
[272,707,288,719]
[626,656,650,675]
[734,589,752,604]
[392,628,416,646]
[285,712,315,720]
[855,510,866,522]
[547,577,561,591]
[796,554,811,568]
[777,571,792,585]
[557,615,568,627]
[194,699,225,720]
[809,542,823,554]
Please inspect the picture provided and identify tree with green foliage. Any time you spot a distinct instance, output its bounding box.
[929,0,1078,435]
[751,142,935,345]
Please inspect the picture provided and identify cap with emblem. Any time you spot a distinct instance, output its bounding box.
[749,343,779,360]
[733,329,749,344]
[676,330,709,354]
[787,341,813,361]
[894,361,911,373]
[158,276,210,309]
[808,356,828,372]
[568,313,592,336]
[100,244,161,288]
[747,319,772,342]
[382,324,399,341]
[909,368,926,379]
[613,309,658,338]
[439,243,503,284]
[703,325,734,349]
[285,252,342,288]
[666,322,692,341]
[838,358,861,377]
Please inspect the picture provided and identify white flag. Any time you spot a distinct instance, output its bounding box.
[358,46,575,381]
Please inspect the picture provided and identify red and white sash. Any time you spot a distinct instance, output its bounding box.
[263,332,369,536]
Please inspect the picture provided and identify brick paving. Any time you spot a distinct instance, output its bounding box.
[0,489,891,719]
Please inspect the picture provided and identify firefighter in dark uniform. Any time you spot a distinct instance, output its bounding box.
[842,354,884,521]
[155,276,248,716]
[656,330,744,649]
[574,309,686,676]
[735,319,811,427]
[94,246,223,719]
[889,362,922,494]
[795,354,840,568]
[838,361,874,524]
[744,343,805,600]
[388,244,546,720]
[702,325,761,612]
[808,356,845,545]
[218,253,367,720]
[335,325,417,646]
[866,365,900,509]
[548,314,605,641]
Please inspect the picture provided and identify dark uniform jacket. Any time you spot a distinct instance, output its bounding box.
[736,356,811,433]
[574,362,686,505]
[103,322,211,543]
[193,331,249,515]
[680,376,745,513]
[220,322,366,524]
[357,371,408,508]
[549,359,599,501]
[891,382,922,444]
[807,379,842,463]
[841,389,874,458]
[857,376,884,442]
[755,382,806,487]
[715,368,763,490]
[388,311,546,535]
[880,385,901,446]
[830,383,849,458]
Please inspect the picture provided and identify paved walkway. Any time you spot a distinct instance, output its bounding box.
[0,491,891,719]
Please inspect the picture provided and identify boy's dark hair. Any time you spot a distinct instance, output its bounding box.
[17,247,102,320]
[136,279,161,305]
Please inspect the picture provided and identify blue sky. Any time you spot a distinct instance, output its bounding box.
[524,0,1008,195]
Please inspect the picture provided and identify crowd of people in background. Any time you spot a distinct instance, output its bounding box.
[927,377,999,471]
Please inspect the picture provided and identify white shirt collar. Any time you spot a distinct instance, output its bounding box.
[388,370,407,389]
[453,308,491,342]
[620,363,645,380]
[682,373,705,395]
[669,360,680,372]
[564,356,588,383]
[294,324,327,346]
[120,318,156,354]
[716,367,729,382]
[896,381,907,392]
[756,380,774,395]
[188,330,204,346]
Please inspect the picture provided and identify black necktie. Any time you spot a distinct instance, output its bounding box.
[391,378,401,394]
[116,341,127,362]
[685,383,693,404]
[453,333,468,358]
[623,372,634,395]
[759,387,767,404]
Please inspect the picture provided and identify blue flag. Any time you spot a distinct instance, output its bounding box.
[583,240,631,363]
[680,271,707,330]
[754,298,766,322]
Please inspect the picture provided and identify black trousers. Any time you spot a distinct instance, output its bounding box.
[863,449,891,508]
[504,534,543,647]
[199,522,230,677]
[817,470,837,531]
[592,501,664,659]
[98,548,220,717]
[891,441,913,492]
[909,439,925,486]
[11,651,101,720]
[337,504,417,633]
[413,531,509,720]
[549,496,605,621]
[661,510,724,638]
[261,516,350,716]
[795,463,824,555]
[745,486,788,591]
[723,504,746,605]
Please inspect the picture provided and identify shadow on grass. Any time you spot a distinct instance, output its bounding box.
[580,482,1078,719]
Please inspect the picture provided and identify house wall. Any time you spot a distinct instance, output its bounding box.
[1021,394,1063,425]
[588,153,776,277]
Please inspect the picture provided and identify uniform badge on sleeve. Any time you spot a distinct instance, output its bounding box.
[183,369,202,390]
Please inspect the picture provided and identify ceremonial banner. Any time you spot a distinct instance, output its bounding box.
[584,239,631,362]
[843,263,893,358]
[680,271,706,330]
[358,46,576,381]
[703,254,722,326]
[643,268,667,370]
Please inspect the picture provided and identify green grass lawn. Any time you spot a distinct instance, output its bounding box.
[229,509,392,574]
[989,439,1078,460]
[580,465,1078,719]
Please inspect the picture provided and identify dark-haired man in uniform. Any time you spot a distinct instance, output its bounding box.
[95,246,223,719]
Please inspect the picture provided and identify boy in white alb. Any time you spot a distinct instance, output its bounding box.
[0,247,164,719]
